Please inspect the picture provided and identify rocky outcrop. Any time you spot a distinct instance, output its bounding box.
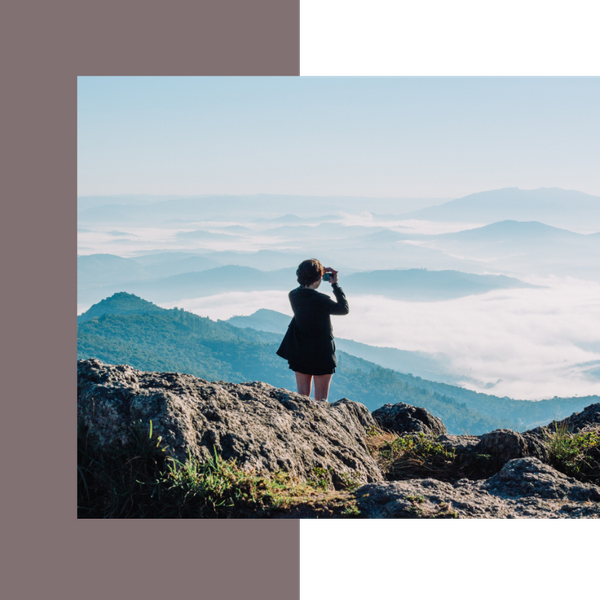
[527,403,600,436]
[78,359,600,518]
[356,457,600,518]
[356,404,600,520]
[77,359,383,487]
[372,402,447,436]
[561,403,600,431]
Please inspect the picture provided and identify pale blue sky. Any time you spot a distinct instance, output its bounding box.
[77,77,600,198]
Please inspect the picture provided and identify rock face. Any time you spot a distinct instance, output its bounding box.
[372,403,447,436]
[77,359,383,487]
[356,457,600,518]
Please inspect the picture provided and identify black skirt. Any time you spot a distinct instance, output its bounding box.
[287,360,335,376]
[277,320,337,375]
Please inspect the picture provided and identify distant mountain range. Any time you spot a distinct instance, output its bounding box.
[328,219,600,279]
[78,188,600,231]
[77,259,537,307]
[402,188,600,231]
[424,220,600,280]
[77,292,598,434]
[78,188,600,285]
[77,194,448,224]
[342,268,539,301]
[433,220,597,253]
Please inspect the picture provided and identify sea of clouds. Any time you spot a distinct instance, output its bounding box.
[159,276,600,400]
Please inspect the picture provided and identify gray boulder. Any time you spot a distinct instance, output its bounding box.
[474,429,549,464]
[372,403,447,436]
[356,457,600,518]
[77,359,383,487]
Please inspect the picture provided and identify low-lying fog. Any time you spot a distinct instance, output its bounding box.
[154,276,600,401]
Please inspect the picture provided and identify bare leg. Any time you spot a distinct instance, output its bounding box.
[314,374,333,401]
[295,372,313,397]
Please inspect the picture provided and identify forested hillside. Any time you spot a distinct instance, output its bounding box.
[77,293,596,434]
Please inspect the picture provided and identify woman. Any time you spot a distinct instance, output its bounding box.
[276,258,349,402]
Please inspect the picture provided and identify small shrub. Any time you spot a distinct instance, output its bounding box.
[545,423,600,484]
[377,432,457,480]
[366,430,498,482]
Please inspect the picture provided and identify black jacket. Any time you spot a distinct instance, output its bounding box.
[276,283,349,373]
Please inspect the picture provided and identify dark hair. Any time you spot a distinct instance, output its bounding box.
[296,258,324,287]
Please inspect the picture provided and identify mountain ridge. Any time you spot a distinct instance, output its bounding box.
[78,262,538,307]
[400,187,600,230]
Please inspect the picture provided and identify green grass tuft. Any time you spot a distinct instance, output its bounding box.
[545,422,600,484]
[78,420,362,518]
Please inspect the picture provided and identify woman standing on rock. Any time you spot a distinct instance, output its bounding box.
[277,258,349,402]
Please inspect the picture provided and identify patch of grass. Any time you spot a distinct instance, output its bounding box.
[159,450,272,517]
[545,423,600,484]
[335,471,362,492]
[372,432,457,480]
[366,424,380,437]
[341,503,362,517]
[78,420,363,518]
[310,466,332,490]
[406,494,425,504]
[366,429,498,482]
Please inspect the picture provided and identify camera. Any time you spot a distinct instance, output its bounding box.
[323,273,331,281]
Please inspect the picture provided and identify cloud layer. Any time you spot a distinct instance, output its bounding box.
[162,277,600,400]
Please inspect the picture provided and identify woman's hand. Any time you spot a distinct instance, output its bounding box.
[324,267,338,285]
